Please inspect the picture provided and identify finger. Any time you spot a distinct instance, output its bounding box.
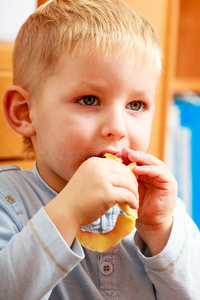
[134,165,165,179]
[107,162,139,197]
[134,165,176,189]
[105,171,139,202]
[107,158,138,186]
[123,148,166,168]
[112,186,139,210]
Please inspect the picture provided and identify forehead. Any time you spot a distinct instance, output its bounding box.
[56,46,159,81]
[37,48,157,108]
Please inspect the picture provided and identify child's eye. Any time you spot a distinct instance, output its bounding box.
[77,96,99,106]
[127,101,144,111]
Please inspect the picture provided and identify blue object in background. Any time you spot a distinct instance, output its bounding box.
[174,95,200,229]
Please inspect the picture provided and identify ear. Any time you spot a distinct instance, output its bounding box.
[3,85,36,137]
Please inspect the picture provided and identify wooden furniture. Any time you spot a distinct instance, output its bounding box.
[0,43,35,168]
[37,0,47,6]
[0,0,199,168]
[127,0,170,159]
[160,0,200,161]
[129,0,200,159]
[0,43,16,159]
[172,0,200,94]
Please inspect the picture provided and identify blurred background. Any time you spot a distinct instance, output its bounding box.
[0,0,199,228]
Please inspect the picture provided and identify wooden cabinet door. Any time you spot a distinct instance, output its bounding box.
[124,0,169,160]
[0,44,24,160]
[0,74,24,159]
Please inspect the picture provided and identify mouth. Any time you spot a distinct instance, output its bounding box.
[92,149,131,165]
[95,149,121,159]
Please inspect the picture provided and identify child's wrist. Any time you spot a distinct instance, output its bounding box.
[136,218,173,256]
[45,198,80,247]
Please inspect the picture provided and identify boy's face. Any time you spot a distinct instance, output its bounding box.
[30,49,158,192]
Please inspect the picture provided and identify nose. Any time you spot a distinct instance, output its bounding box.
[101,106,127,140]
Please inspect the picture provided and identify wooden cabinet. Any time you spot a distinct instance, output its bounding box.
[0,44,21,159]
[159,0,200,162]
[125,0,169,159]
[130,0,200,159]
[37,0,47,6]
[0,44,35,168]
[174,0,200,93]
[167,1,200,93]
[163,0,200,97]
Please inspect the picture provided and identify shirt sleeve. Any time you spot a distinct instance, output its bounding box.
[134,198,200,300]
[0,206,84,300]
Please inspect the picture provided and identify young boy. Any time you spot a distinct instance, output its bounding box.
[1,0,200,299]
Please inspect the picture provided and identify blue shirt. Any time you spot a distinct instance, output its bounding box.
[0,164,200,300]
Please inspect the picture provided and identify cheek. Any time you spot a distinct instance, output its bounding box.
[129,118,153,152]
[55,128,90,161]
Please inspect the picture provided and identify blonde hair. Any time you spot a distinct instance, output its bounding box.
[13,0,162,157]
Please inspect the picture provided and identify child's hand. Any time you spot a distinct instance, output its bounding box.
[64,157,139,225]
[45,156,139,247]
[122,148,178,256]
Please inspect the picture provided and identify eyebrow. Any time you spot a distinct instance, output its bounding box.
[68,79,156,101]
[130,89,155,99]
